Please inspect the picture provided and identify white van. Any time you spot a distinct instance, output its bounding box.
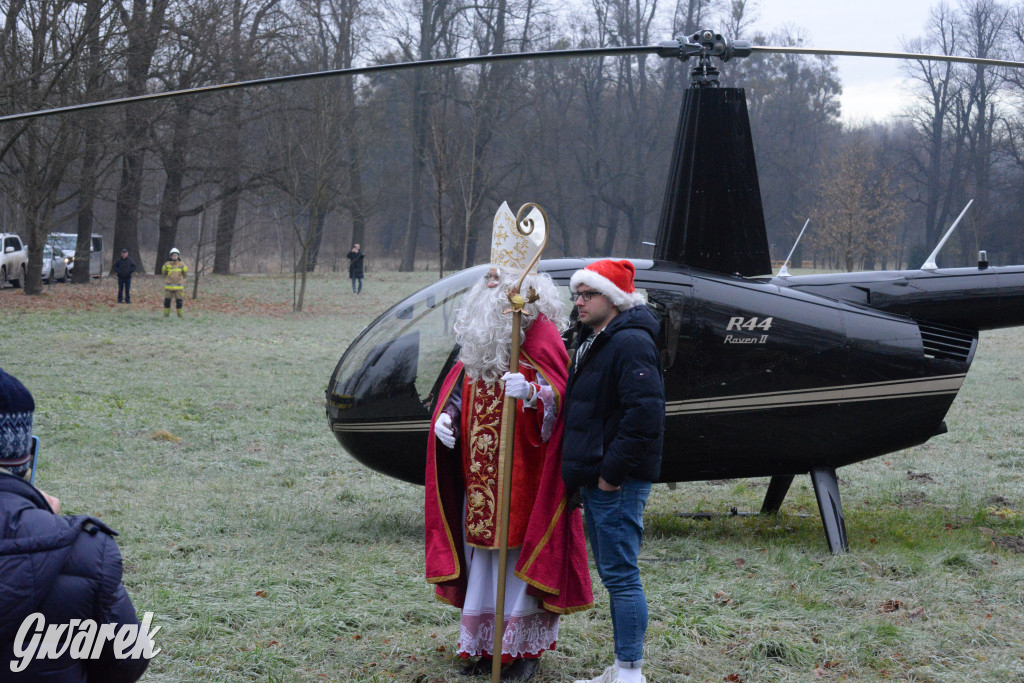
[49,233,104,278]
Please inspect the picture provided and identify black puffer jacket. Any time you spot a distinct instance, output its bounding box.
[0,473,148,683]
[113,257,136,279]
[561,305,664,490]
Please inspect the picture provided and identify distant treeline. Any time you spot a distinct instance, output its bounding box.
[2,0,1024,296]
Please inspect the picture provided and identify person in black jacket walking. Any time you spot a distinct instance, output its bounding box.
[113,248,137,304]
[346,244,364,293]
[562,260,664,683]
[0,368,151,683]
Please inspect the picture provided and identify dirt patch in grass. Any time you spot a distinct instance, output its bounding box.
[993,535,1024,553]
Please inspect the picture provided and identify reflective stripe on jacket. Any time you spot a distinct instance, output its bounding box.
[161,260,188,289]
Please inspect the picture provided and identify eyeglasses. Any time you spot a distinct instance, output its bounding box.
[570,290,599,303]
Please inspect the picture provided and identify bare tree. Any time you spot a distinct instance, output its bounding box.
[150,0,226,272]
[211,0,289,275]
[265,82,347,310]
[388,0,461,271]
[71,0,118,283]
[811,138,904,272]
[901,4,962,252]
[110,0,171,273]
[0,0,100,294]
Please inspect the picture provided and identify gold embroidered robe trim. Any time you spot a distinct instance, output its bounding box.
[463,378,502,546]
[460,364,542,549]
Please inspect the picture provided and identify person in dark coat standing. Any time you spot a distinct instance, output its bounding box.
[0,368,151,683]
[113,248,137,304]
[346,243,364,294]
[561,259,664,683]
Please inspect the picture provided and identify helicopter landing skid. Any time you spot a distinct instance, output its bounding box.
[676,508,811,519]
[677,508,760,519]
[675,470,848,554]
[810,466,849,554]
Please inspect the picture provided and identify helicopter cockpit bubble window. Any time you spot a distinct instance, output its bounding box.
[328,264,494,418]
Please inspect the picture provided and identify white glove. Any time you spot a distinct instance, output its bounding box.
[501,371,535,401]
[434,412,456,449]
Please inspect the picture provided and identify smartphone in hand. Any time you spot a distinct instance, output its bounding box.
[29,436,39,486]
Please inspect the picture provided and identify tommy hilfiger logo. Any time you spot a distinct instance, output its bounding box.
[10,612,161,673]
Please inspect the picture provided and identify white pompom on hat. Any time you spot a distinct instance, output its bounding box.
[570,259,646,311]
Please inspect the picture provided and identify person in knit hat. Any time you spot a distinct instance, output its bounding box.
[561,260,665,683]
[0,367,151,682]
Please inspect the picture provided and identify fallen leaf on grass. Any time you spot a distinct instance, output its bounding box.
[724,675,743,682]
[734,558,747,568]
[150,429,181,442]
[986,507,1022,520]
[908,607,925,621]
[814,661,841,677]
[254,589,268,598]
[879,599,904,613]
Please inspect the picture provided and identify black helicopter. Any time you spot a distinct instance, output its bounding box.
[325,31,1024,554]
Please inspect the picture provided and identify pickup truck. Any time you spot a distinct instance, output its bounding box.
[1,233,28,288]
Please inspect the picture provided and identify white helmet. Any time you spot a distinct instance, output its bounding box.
[169,248,180,255]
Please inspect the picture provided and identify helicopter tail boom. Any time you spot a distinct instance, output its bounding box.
[777,264,1024,332]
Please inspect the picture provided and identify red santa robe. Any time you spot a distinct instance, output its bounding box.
[425,314,593,661]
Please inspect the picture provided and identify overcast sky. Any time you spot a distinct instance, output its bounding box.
[742,0,940,123]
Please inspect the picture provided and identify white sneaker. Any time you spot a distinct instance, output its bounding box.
[573,665,646,683]
[574,666,619,683]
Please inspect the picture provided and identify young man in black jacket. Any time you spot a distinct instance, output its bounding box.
[0,367,151,682]
[562,260,664,683]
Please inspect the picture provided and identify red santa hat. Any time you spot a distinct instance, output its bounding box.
[569,259,645,311]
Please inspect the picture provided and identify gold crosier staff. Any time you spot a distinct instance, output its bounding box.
[491,203,550,683]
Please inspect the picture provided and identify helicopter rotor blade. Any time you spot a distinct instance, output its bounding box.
[750,45,1024,70]
[8,37,1022,125]
[0,45,662,124]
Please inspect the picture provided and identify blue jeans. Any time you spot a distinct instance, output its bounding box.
[581,478,652,667]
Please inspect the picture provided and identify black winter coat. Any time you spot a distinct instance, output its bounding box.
[113,257,136,279]
[346,250,365,278]
[561,305,665,490]
[0,473,148,683]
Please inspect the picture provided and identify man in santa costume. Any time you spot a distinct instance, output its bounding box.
[424,205,592,681]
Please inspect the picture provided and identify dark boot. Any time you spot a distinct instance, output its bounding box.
[459,656,492,676]
[500,658,540,681]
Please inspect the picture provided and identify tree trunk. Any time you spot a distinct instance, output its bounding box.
[74,0,105,282]
[305,207,328,272]
[213,185,240,274]
[154,101,191,272]
[400,70,428,272]
[111,0,169,273]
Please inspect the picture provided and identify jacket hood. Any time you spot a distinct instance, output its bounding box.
[601,304,659,341]
[0,473,78,642]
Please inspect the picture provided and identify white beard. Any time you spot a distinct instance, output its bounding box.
[454,271,568,384]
